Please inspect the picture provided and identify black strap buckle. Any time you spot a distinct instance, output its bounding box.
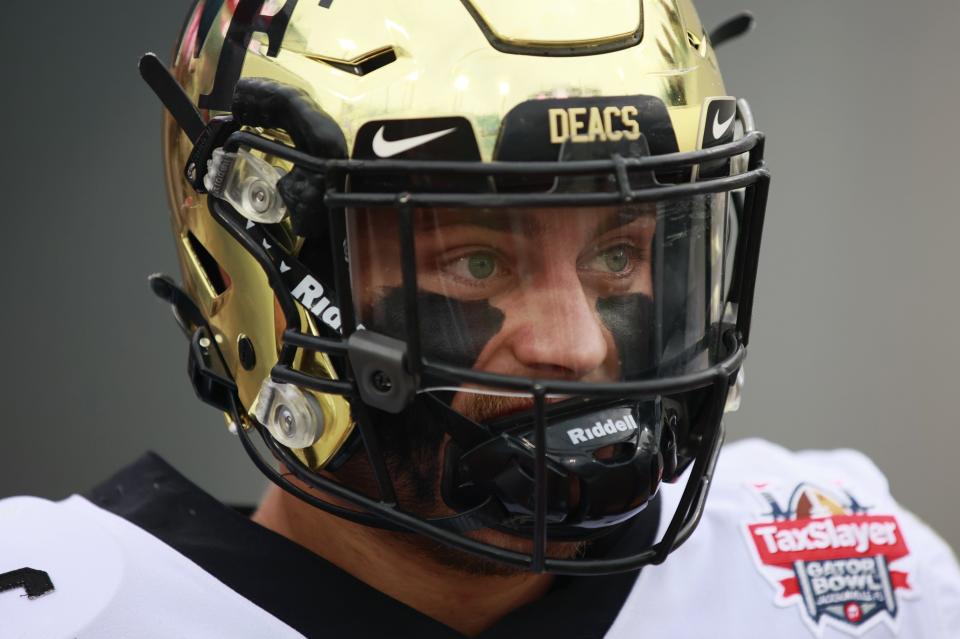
[184,115,241,193]
[187,326,239,413]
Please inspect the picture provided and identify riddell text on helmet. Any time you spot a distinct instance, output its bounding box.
[291,275,342,331]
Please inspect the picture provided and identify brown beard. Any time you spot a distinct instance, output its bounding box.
[452,392,539,424]
[331,392,585,576]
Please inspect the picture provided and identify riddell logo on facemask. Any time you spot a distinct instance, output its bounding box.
[567,414,639,444]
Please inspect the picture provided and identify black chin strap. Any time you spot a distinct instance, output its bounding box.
[428,497,508,534]
[139,53,204,142]
[233,392,505,533]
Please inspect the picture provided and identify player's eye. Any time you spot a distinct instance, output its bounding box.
[442,249,509,283]
[582,244,641,276]
[601,246,629,273]
[464,252,497,279]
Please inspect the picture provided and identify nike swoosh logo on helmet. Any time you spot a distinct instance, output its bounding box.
[712,110,735,141]
[372,125,457,158]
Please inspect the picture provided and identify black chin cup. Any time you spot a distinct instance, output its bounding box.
[442,399,680,537]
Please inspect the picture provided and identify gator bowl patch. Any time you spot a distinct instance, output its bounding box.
[743,482,912,636]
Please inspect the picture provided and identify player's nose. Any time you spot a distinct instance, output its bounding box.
[508,270,609,379]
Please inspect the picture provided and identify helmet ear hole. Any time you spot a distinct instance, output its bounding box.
[185,231,231,295]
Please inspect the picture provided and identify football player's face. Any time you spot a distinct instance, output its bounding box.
[346,205,656,571]
[351,205,656,422]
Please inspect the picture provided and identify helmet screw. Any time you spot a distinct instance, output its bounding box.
[186,162,197,183]
[371,370,393,393]
[277,405,296,437]
[238,335,256,370]
[248,180,272,213]
[254,379,325,448]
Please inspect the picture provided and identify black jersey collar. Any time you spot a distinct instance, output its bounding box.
[86,453,659,638]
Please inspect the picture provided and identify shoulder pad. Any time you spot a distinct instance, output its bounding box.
[0,495,304,638]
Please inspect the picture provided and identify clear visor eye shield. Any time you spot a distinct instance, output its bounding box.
[142,56,769,575]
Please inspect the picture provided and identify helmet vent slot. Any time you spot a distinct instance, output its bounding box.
[310,46,397,77]
[186,231,230,295]
[687,30,708,56]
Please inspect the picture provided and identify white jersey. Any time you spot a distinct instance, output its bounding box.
[0,494,304,639]
[608,438,960,638]
[1,440,957,639]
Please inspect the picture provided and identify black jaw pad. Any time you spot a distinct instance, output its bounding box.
[232,77,346,158]
[231,78,349,238]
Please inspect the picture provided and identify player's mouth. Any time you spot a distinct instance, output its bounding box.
[462,393,584,431]
[469,396,538,426]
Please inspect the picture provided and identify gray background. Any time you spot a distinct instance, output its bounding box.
[1,1,958,553]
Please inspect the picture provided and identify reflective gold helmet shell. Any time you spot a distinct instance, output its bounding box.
[164,0,729,468]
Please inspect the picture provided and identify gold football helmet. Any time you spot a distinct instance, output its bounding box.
[145,0,769,573]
